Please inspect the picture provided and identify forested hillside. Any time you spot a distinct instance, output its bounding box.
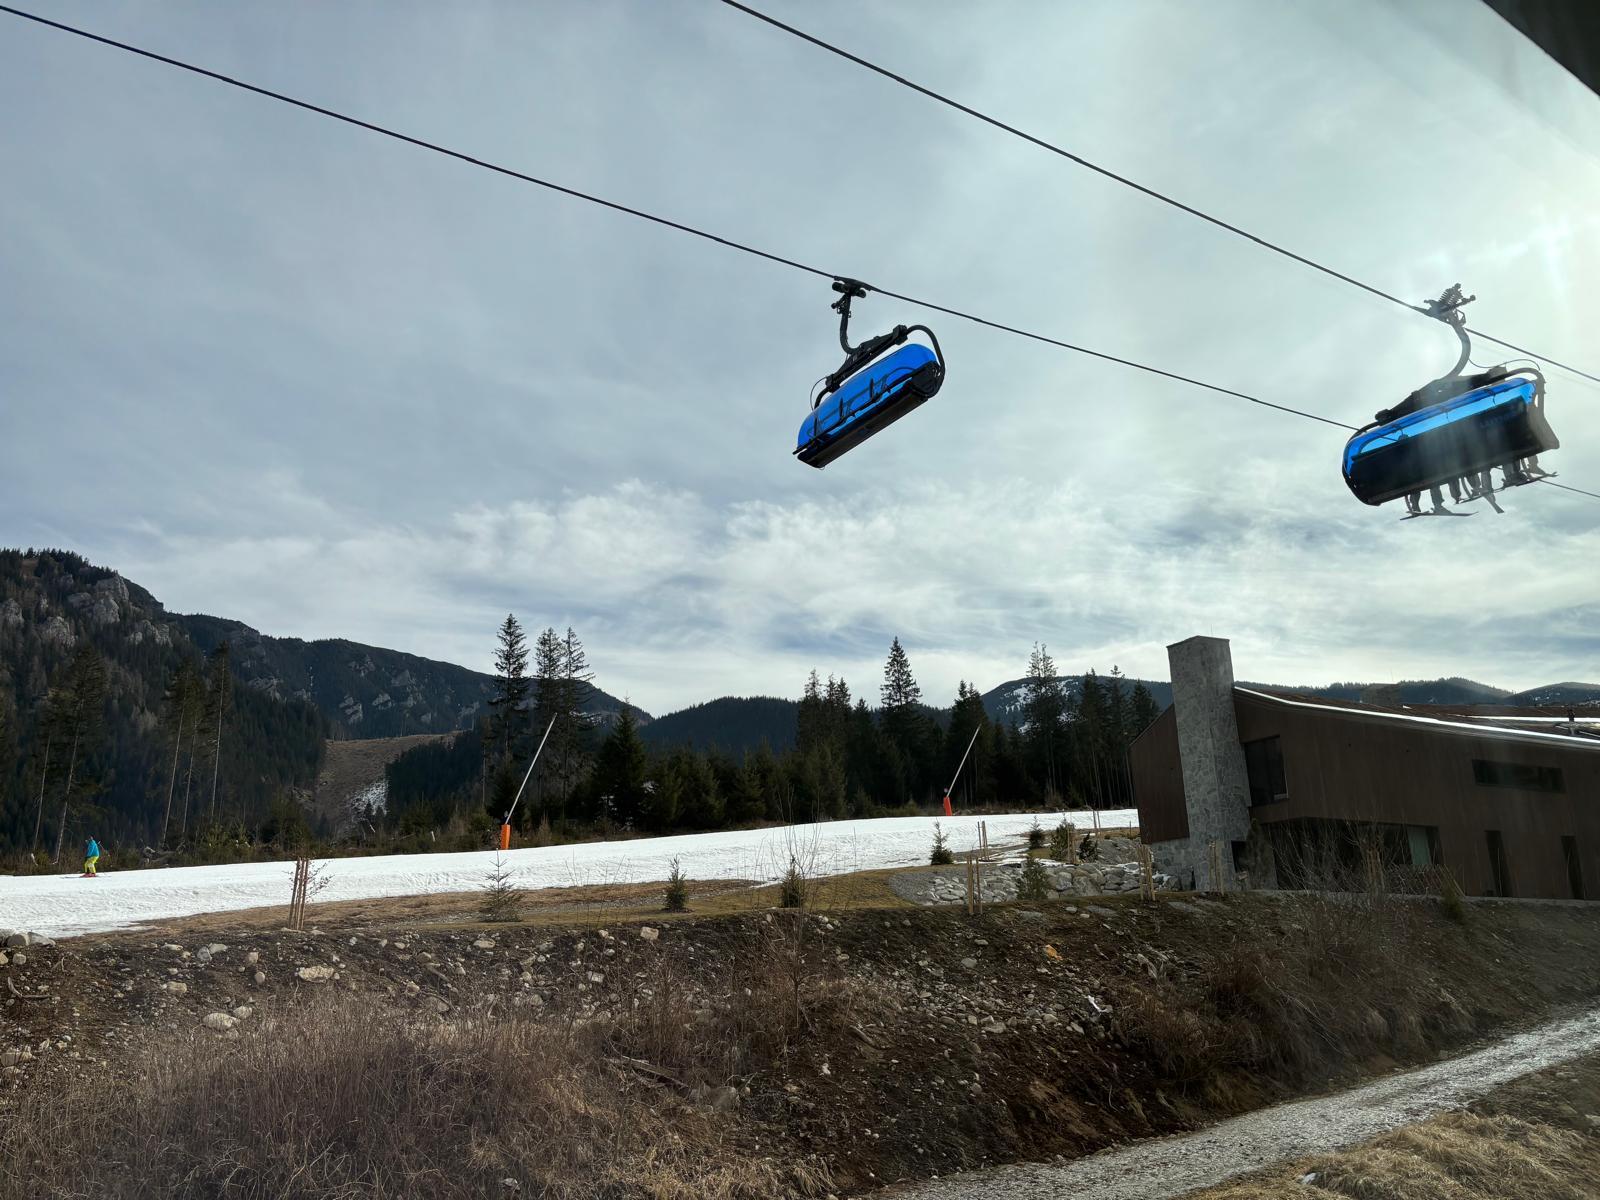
[180,614,641,740]
[0,550,327,857]
[639,696,799,755]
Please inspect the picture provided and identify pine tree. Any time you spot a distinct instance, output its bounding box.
[202,642,232,827]
[796,669,825,754]
[1021,643,1066,796]
[489,614,531,761]
[663,856,689,912]
[553,627,595,818]
[531,626,564,816]
[158,659,202,845]
[1130,681,1160,738]
[929,820,955,866]
[1017,852,1051,902]
[879,638,927,802]
[51,643,107,864]
[592,704,648,830]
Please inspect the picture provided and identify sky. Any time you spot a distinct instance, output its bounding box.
[3,0,1598,715]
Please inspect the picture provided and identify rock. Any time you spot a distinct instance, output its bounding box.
[960,957,978,969]
[11,952,26,967]
[690,1084,741,1112]
[638,926,659,942]
[4,933,28,949]
[30,934,55,948]
[232,1006,254,1020]
[296,965,336,983]
[1,1049,26,1068]
[473,939,496,950]
[0,952,7,968]
[982,1020,1008,1034]
[162,943,183,952]
[164,982,188,995]
[587,971,606,985]
[253,971,266,986]
[206,943,228,955]
[201,1013,238,1032]
[245,951,259,965]
[195,948,213,964]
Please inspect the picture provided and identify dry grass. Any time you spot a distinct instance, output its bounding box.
[1117,885,1472,1096]
[0,995,829,1200]
[1193,1112,1600,1200]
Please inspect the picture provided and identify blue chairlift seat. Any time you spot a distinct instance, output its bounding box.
[795,343,943,468]
[1342,373,1558,506]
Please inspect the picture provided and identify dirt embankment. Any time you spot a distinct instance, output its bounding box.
[4,888,1600,1197]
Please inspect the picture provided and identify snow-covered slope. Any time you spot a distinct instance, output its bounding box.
[0,810,1136,939]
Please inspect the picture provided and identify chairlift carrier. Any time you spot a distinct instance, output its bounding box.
[795,279,945,468]
[1340,285,1559,517]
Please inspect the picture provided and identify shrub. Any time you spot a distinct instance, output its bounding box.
[1440,867,1467,923]
[664,856,689,913]
[1048,819,1077,862]
[929,821,955,866]
[1079,834,1099,862]
[480,851,522,922]
[779,855,807,908]
[1026,819,1046,851]
[1017,853,1051,902]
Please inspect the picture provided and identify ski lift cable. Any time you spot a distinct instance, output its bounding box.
[0,3,1353,432]
[716,0,1600,391]
[10,5,1600,507]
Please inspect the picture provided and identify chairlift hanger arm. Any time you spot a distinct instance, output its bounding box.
[824,277,945,395]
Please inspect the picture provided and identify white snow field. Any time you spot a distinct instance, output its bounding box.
[0,809,1136,939]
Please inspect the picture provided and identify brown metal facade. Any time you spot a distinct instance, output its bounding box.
[1133,689,1600,899]
[1128,706,1187,842]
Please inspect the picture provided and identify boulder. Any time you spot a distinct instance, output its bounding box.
[201,1013,238,1032]
[296,965,336,983]
[638,927,660,942]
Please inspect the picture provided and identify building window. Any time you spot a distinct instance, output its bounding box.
[1472,759,1565,793]
[1406,825,1441,868]
[1563,836,1584,901]
[1244,736,1287,806]
[1486,830,1513,897]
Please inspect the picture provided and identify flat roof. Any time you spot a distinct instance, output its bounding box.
[1234,687,1600,753]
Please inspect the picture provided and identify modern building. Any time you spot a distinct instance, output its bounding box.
[1131,636,1600,899]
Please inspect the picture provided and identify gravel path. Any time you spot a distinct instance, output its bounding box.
[891,1005,1600,1200]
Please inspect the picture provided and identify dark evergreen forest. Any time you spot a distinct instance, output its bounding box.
[0,550,326,861]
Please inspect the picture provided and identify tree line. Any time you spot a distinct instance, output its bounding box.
[384,624,1162,842]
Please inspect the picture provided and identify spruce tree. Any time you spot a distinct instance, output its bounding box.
[158,658,202,846]
[202,641,232,827]
[592,704,648,829]
[489,614,531,758]
[879,638,927,801]
[1130,681,1160,737]
[554,627,595,817]
[1021,644,1066,797]
[51,643,107,864]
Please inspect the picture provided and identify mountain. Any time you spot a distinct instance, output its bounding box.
[178,614,643,740]
[639,696,798,756]
[980,676,1173,727]
[1503,683,1600,707]
[0,549,327,851]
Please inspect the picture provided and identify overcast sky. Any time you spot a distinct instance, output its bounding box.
[3,0,1597,714]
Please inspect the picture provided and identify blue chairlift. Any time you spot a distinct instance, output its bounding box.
[795,279,945,468]
[1341,285,1559,517]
